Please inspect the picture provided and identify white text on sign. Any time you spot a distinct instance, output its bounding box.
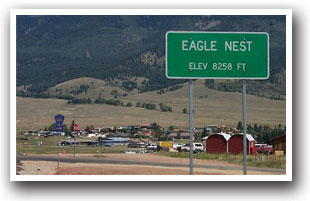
[182,40,253,52]
[189,62,247,72]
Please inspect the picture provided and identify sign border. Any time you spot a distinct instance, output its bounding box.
[165,31,270,80]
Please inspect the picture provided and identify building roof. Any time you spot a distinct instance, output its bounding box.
[140,123,152,127]
[218,133,231,141]
[99,137,129,142]
[234,133,255,141]
[168,133,177,137]
[101,126,114,129]
[168,132,190,137]
[181,133,190,137]
[206,125,218,127]
[203,132,231,141]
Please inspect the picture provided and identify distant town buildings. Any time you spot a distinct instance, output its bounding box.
[19,122,286,155]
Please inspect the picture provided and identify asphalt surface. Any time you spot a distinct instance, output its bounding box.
[16,154,286,174]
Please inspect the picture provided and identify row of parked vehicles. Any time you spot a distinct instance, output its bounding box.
[171,143,204,153]
[127,142,205,153]
[129,142,274,154]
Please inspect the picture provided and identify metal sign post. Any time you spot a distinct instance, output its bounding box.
[74,135,76,157]
[165,31,269,175]
[189,79,194,175]
[74,123,78,157]
[242,80,247,175]
[57,133,60,168]
[54,114,64,168]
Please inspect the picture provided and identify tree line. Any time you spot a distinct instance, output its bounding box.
[236,120,285,144]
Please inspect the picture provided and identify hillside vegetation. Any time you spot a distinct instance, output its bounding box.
[16,15,286,98]
[48,77,128,99]
[16,15,286,132]
[16,78,285,132]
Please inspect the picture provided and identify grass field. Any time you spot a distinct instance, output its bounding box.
[16,77,285,132]
[16,135,285,170]
[158,152,286,169]
[16,135,131,154]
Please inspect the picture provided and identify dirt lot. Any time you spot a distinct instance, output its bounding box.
[19,160,279,175]
[35,153,241,167]
[101,153,241,167]
[18,153,284,175]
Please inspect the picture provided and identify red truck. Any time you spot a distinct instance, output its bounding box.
[255,144,273,154]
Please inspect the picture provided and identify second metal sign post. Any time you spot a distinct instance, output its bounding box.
[166,31,269,175]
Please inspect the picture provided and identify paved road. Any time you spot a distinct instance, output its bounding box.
[17,154,285,174]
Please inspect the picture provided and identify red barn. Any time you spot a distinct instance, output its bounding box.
[228,133,256,155]
[205,133,231,153]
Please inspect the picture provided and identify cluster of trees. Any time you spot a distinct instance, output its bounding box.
[183,108,187,114]
[105,99,121,106]
[17,91,51,99]
[67,98,92,104]
[94,97,133,107]
[26,82,49,94]
[94,98,105,104]
[122,80,137,91]
[70,84,90,95]
[93,98,120,106]
[236,121,285,144]
[136,102,157,110]
[17,90,73,100]
[157,84,184,95]
[135,101,173,112]
[44,123,71,135]
[159,103,172,112]
[269,95,286,101]
[204,80,286,101]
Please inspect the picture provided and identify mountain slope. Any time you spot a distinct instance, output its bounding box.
[16,15,286,96]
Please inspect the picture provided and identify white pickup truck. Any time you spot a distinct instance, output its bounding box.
[145,144,158,152]
[181,143,204,153]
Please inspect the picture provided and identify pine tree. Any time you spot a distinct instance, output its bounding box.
[237,121,243,131]
[70,120,75,132]
[254,123,259,132]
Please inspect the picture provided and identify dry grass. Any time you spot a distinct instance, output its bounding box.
[17,79,285,131]
[159,152,286,169]
[47,77,127,99]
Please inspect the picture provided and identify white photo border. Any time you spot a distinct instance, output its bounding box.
[10,9,292,181]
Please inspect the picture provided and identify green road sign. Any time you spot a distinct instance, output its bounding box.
[166,31,269,79]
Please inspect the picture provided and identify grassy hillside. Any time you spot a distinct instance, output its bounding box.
[17,79,285,132]
[47,77,129,99]
[122,80,285,125]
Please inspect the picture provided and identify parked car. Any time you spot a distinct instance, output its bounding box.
[181,143,204,153]
[171,144,183,152]
[145,144,158,152]
[128,142,147,148]
[125,150,136,154]
[255,144,273,154]
[128,142,139,148]
[137,142,146,148]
